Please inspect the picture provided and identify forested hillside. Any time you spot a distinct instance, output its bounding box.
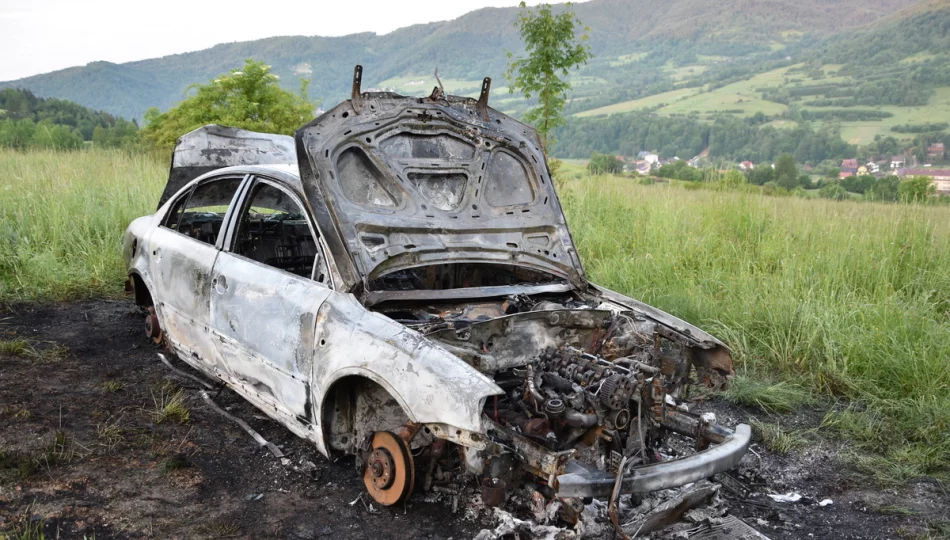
[554,0,950,160]
[0,0,915,121]
[0,89,138,149]
[553,112,856,162]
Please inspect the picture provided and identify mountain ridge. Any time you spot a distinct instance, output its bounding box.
[1,0,919,121]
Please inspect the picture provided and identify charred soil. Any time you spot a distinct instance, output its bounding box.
[0,300,946,539]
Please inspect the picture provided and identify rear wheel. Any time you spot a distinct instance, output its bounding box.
[363,431,415,506]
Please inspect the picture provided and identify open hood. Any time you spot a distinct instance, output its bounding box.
[295,69,587,295]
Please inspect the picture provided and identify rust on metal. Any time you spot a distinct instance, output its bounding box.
[475,76,491,121]
[363,431,415,506]
[351,64,364,114]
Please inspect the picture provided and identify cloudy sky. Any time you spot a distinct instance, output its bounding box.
[0,0,543,81]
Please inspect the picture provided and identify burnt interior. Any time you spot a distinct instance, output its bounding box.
[234,182,318,278]
[164,177,243,244]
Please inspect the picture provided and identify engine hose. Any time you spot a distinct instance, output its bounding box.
[524,365,545,413]
[563,409,599,429]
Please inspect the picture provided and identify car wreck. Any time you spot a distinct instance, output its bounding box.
[123,66,750,520]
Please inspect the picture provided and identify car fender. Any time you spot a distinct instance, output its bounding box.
[313,293,502,436]
[124,215,160,301]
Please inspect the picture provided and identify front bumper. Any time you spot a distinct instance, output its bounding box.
[556,424,752,498]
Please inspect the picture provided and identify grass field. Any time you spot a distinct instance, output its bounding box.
[574,88,699,117]
[576,66,794,118]
[835,87,950,145]
[566,176,950,482]
[2,149,948,482]
[0,150,164,300]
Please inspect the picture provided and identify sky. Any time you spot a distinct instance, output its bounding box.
[0,0,545,82]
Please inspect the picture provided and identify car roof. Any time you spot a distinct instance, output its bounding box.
[196,164,303,191]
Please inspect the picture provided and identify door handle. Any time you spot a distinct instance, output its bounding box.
[213,275,229,294]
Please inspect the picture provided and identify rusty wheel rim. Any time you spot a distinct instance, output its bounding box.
[363,431,414,506]
[145,307,164,345]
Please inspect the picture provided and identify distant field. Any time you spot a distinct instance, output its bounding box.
[571,58,950,146]
[372,75,484,97]
[831,87,950,145]
[654,66,791,117]
[608,52,649,67]
[574,88,698,117]
[575,66,794,118]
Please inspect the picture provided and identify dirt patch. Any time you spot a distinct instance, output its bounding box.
[0,300,947,539]
[0,300,481,539]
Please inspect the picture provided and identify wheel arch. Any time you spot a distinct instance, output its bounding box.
[128,270,154,307]
[319,369,416,455]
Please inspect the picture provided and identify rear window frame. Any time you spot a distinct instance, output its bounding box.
[159,173,249,249]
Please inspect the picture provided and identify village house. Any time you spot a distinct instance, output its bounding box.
[890,155,906,169]
[839,158,859,178]
[927,142,945,160]
[739,160,754,171]
[633,160,652,175]
[898,168,950,195]
[865,161,880,174]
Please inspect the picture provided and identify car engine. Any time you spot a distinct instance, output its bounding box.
[489,343,684,472]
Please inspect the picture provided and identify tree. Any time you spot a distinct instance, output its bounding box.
[898,176,935,203]
[92,125,108,147]
[819,183,848,200]
[747,165,775,186]
[656,160,700,182]
[774,154,800,189]
[587,152,622,174]
[142,59,315,150]
[867,175,900,201]
[506,2,592,152]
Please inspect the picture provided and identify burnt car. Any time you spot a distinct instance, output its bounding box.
[123,68,750,510]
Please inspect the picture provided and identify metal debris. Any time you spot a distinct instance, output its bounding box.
[199,390,285,458]
[685,515,771,539]
[157,353,214,390]
[620,483,719,537]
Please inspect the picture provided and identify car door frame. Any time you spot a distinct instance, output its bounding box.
[208,173,334,445]
[149,172,251,378]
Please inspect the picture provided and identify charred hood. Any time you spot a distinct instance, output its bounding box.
[295,72,587,295]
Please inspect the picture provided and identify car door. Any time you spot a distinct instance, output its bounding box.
[209,175,332,431]
[150,174,247,372]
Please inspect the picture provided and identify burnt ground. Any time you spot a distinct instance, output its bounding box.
[0,299,947,539]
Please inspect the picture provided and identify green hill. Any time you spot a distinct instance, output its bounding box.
[568,1,950,148]
[0,0,917,121]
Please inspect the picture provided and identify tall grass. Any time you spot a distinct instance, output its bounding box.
[1,150,947,478]
[566,176,950,478]
[0,149,165,300]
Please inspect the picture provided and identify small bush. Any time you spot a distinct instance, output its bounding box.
[0,339,36,357]
[151,383,190,424]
